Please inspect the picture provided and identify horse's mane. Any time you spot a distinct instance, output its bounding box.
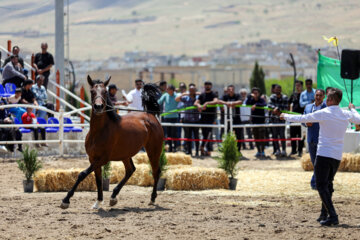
[105,92,121,122]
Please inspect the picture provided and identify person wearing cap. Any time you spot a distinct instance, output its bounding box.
[7,87,26,121]
[20,80,38,106]
[2,55,27,88]
[126,79,144,110]
[108,84,128,106]
[32,75,48,119]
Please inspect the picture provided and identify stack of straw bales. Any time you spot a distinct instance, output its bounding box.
[133,152,192,165]
[300,153,360,172]
[110,163,153,186]
[34,169,96,192]
[165,167,229,190]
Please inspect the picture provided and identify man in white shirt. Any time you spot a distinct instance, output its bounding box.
[280,88,360,226]
[127,79,144,110]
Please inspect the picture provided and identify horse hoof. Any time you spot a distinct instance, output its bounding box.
[109,197,118,206]
[148,201,155,206]
[92,200,103,210]
[60,202,69,209]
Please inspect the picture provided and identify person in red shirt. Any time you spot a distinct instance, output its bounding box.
[21,107,47,147]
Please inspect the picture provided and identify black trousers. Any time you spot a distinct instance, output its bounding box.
[2,76,24,88]
[201,117,215,152]
[290,126,304,153]
[241,121,254,149]
[163,118,178,152]
[183,120,199,155]
[29,127,46,141]
[253,127,266,153]
[314,155,340,217]
[272,126,286,151]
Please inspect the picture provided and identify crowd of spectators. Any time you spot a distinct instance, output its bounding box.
[0,43,55,153]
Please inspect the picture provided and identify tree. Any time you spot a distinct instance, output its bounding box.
[250,61,266,95]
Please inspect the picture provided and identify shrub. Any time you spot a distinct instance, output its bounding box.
[216,133,241,178]
[102,162,111,179]
[16,146,42,181]
[159,142,168,177]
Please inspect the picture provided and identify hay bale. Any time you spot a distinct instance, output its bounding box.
[132,152,192,165]
[34,169,96,192]
[300,154,313,171]
[110,163,153,186]
[166,167,229,190]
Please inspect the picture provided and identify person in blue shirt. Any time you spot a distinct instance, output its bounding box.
[32,75,48,119]
[299,79,316,108]
[158,84,180,152]
[304,89,326,190]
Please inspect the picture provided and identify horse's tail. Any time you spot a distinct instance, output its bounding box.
[142,83,162,116]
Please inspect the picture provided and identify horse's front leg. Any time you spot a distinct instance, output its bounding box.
[109,158,136,206]
[92,167,103,209]
[60,165,94,209]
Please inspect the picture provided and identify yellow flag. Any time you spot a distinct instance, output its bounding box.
[322,36,338,47]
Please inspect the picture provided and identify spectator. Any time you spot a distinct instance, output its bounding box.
[177,82,187,151]
[300,79,315,108]
[194,81,218,156]
[7,88,26,121]
[108,84,128,106]
[158,84,180,152]
[176,83,200,156]
[159,81,167,94]
[0,98,11,153]
[288,80,305,156]
[2,55,27,88]
[268,84,288,157]
[218,85,243,152]
[21,107,47,148]
[240,88,254,150]
[33,43,54,89]
[32,75,48,119]
[247,87,267,158]
[126,79,144,110]
[21,80,38,106]
[304,89,326,189]
[2,46,25,69]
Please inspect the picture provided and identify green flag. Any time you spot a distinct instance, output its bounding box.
[317,51,360,108]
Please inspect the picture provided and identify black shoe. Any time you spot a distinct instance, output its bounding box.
[316,215,328,222]
[320,216,339,226]
[298,152,303,157]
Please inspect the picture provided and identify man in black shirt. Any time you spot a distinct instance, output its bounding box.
[288,80,305,156]
[20,80,38,106]
[218,85,243,152]
[33,43,54,89]
[194,81,218,156]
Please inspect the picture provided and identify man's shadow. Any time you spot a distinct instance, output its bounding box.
[94,204,171,218]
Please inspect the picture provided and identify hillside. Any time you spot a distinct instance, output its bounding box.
[0,0,359,60]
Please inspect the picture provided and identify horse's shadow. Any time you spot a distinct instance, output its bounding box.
[94,204,170,218]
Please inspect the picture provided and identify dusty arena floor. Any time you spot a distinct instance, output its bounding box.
[2,148,360,240]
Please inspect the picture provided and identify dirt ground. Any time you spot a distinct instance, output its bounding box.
[2,147,360,240]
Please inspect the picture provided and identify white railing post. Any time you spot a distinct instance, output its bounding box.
[223,105,228,136]
[229,106,233,134]
[59,107,64,156]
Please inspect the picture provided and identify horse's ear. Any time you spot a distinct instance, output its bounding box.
[104,76,111,87]
[87,75,94,87]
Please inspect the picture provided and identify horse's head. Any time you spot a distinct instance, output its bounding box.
[87,75,111,115]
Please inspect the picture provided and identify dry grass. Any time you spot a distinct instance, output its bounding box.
[110,163,153,186]
[166,167,229,190]
[34,169,96,192]
[300,153,360,172]
[133,152,192,165]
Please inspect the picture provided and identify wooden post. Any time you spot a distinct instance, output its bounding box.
[31,54,35,81]
[7,40,11,56]
[80,86,85,124]
[56,70,60,112]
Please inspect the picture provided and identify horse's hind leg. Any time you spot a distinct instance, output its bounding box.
[92,167,103,209]
[109,158,136,206]
[61,165,94,209]
[146,143,162,205]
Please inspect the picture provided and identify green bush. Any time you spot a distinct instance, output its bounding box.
[216,133,241,178]
[265,77,317,97]
[16,146,42,181]
[159,142,168,177]
[102,162,111,179]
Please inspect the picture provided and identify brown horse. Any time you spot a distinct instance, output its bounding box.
[60,75,164,209]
